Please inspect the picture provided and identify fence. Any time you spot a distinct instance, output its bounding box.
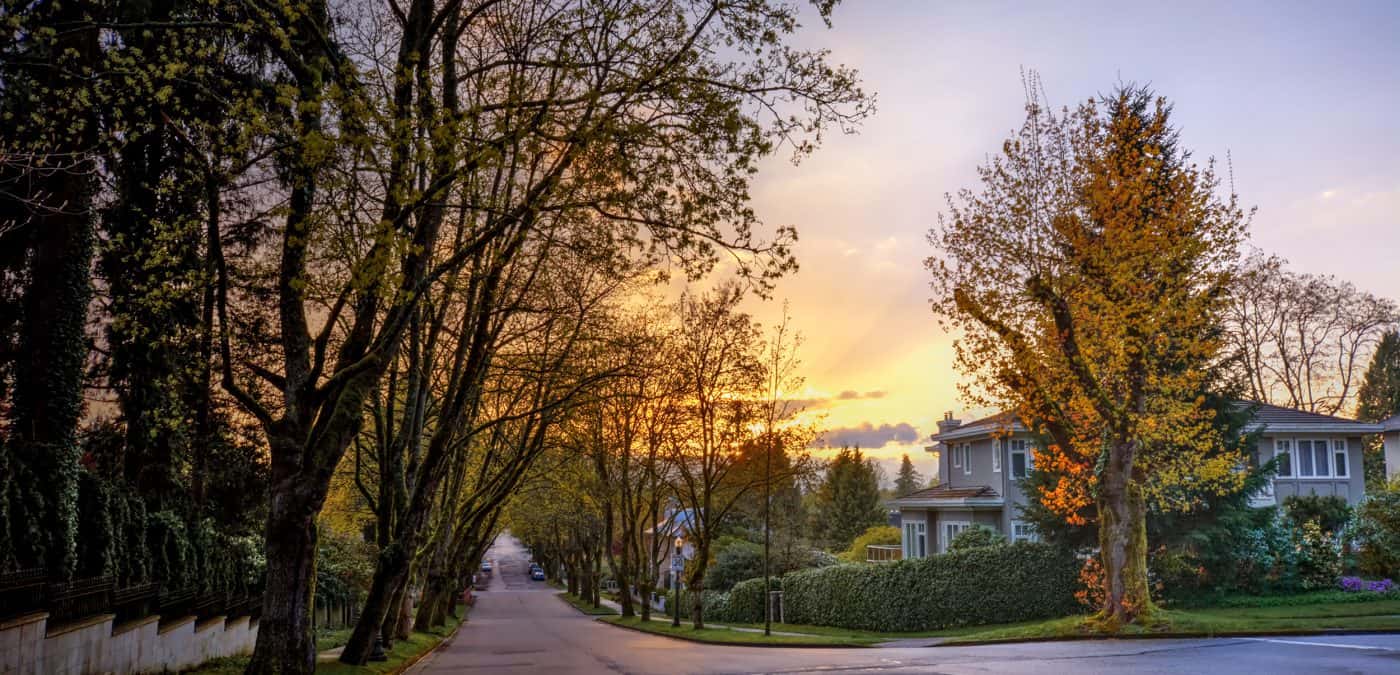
[0,568,262,628]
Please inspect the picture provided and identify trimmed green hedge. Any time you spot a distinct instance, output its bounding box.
[780,542,1079,632]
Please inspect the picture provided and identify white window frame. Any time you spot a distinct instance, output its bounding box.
[1010,520,1038,543]
[942,521,971,553]
[992,439,1002,473]
[1274,439,1293,478]
[903,522,916,559]
[950,444,961,469]
[1009,439,1032,479]
[916,521,927,558]
[1276,438,1348,480]
[961,444,972,476]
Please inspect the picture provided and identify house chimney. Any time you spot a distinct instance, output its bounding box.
[936,411,961,435]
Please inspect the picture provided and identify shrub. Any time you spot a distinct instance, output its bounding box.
[1283,495,1351,534]
[839,525,901,563]
[703,539,763,592]
[1075,555,1104,609]
[1295,520,1342,590]
[780,542,1079,632]
[1353,484,1400,579]
[723,576,778,623]
[1338,576,1395,593]
[947,524,1007,552]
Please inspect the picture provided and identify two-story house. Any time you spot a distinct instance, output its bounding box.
[892,403,1387,560]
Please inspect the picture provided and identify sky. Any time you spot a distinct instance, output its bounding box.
[732,0,1400,483]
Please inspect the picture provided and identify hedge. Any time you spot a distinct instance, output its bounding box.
[779,542,1079,632]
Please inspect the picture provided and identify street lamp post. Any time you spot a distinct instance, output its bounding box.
[671,536,683,628]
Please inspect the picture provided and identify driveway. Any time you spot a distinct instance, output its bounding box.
[411,535,1400,674]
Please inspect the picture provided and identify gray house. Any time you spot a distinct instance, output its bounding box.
[892,403,1385,560]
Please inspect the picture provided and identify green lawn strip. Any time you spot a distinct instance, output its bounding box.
[558,592,619,616]
[317,627,355,651]
[938,599,1400,645]
[600,616,880,647]
[186,605,465,674]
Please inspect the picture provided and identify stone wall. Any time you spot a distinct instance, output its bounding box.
[0,610,257,674]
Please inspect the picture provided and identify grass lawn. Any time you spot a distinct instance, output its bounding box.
[186,606,465,674]
[558,592,618,616]
[938,596,1400,645]
[600,616,881,646]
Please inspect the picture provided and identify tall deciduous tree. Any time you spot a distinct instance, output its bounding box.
[1224,253,1397,416]
[928,81,1249,629]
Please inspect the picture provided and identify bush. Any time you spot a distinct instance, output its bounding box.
[838,525,901,563]
[1284,495,1351,534]
[721,576,779,623]
[1338,576,1395,593]
[703,539,763,592]
[1353,484,1400,579]
[947,524,1006,552]
[779,542,1079,632]
[1295,520,1342,590]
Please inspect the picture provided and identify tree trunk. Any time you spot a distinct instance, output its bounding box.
[245,479,321,675]
[1094,474,1153,630]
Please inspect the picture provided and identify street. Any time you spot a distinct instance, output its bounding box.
[409,535,1400,674]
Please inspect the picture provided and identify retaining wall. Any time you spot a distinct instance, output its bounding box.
[0,611,257,674]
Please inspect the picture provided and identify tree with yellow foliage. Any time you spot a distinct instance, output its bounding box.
[927,79,1250,629]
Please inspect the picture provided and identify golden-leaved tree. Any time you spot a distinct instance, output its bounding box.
[927,81,1250,629]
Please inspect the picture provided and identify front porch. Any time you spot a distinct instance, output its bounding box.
[890,485,1005,558]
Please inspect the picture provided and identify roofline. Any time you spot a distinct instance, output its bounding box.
[1248,422,1384,434]
[891,497,1005,508]
[1382,415,1400,432]
[930,422,1026,442]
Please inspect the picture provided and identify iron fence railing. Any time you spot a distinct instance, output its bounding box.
[0,568,47,620]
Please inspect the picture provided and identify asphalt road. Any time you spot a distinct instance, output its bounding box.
[411,535,1400,674]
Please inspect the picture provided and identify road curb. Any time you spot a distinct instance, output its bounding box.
[937,627,1400,648]
[595,617,876,649]
[399,608,469,673]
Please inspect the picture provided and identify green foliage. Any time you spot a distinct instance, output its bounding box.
[893,454,922,498]
[1283,495,1352,535]
[775,543,1079,632]
[1353,481,1400,579]
[838,525,900,563]
[722,576,780,623]
[947,525,1007,552]
[808,447,885,552]
[1295,521,1342,591]
[1357,331,1400,486]
[703,539,763,592]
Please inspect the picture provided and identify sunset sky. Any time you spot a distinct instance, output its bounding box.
[733,0,1400,482]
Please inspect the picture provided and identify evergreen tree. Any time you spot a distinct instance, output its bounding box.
[894,454,922,497]
[809,446,886,551]
[1357,330,1400,486]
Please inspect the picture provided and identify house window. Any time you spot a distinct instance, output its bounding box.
[951,445,961,469]
[904,521,928,559]
[1009,439,1032,479]
[942,521,971,553]
[1274,439,1293,478]
[1011,521,1038,543]
[992,439,1002,473]
[961,444,972,475]
[1279,439,1347,479]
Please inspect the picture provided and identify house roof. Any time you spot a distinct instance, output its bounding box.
[1235,401,1383,433]
[891,484,1003,508]
[929,401,1382,443]
[1383,414,1400,432]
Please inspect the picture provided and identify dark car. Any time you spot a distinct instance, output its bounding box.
[530,568,546,581]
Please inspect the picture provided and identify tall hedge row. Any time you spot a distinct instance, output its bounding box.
[781,542,1080,631]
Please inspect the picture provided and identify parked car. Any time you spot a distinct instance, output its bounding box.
[530,568,546,581]
[481,560,493,572]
